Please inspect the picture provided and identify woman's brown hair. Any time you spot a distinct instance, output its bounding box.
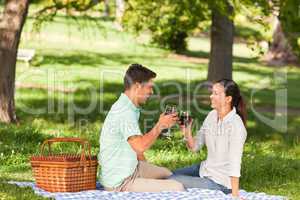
[216,79,247,126]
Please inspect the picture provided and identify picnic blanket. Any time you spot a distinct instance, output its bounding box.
[8,181,286,200]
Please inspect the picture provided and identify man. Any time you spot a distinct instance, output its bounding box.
[99,63,184,192]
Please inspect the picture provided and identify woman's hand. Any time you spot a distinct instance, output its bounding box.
[178,117,196,151]
[179,118,193,136]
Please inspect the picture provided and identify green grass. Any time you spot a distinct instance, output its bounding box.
[0,14,300,199]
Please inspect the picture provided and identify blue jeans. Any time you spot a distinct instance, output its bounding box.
[169,164,232,194]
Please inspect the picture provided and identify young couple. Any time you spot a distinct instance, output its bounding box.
[99,64,247,199]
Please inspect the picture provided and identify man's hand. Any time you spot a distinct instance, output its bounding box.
[158,112,178,131]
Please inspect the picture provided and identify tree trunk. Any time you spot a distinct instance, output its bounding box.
[0,0,29,123]
[103,0,110,17]
[115,0,125,30]
[263,16,298,66]
[207,6,234,82]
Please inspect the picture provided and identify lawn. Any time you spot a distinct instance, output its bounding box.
[0,14,299,200]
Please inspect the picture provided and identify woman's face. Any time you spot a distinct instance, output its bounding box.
[210,83,231,110]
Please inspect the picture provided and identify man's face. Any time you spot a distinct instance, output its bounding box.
[136,79,154,105]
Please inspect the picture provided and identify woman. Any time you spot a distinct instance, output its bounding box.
[170,79,247,199]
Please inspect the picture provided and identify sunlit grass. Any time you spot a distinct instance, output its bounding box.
[0,14,299,200]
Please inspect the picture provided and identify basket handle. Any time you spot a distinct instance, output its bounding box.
[40,138,92,163]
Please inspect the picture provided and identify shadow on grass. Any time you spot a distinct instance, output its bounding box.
[0,124,51,170]
[32,51,164,68]
[0,124,50,155]
[240,153,300,199]
[179,49,259,64]
[1,78,299,199]
[149,137,299,198]
[14,75,299,145]
[0,181,49,200]
[234,25,265,41]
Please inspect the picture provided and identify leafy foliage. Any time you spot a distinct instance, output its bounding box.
[123,0,271,52]
[279,0,300,58]
[123,0,210,52]
[32,0,102,32]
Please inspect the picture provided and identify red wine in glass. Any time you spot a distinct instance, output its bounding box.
[179,111,191,127]
[161,105,177,137]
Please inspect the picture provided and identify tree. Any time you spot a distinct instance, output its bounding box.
[0,0,30,123]
[279,0,300,60]
[207,3,234,81]
[115,0,125,29]
[263,15,298,65]
[103,0,110,17]
[124,0,235,79]
[0,0,101,123]
[261,0,300,65]
[123,0,209,52]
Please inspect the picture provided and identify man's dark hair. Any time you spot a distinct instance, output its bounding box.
[124,63,157,90]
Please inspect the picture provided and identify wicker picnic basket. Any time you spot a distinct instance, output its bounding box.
[30,138,98,192]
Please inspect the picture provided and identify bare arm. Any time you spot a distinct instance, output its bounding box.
[230,176,240,197]
[128,123,161,154]
[182,128,197,151]
[128,113,178,154]
[180,119,205,152]
[228,122,247,199]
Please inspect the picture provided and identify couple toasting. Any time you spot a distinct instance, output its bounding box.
[99,64,247,199]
